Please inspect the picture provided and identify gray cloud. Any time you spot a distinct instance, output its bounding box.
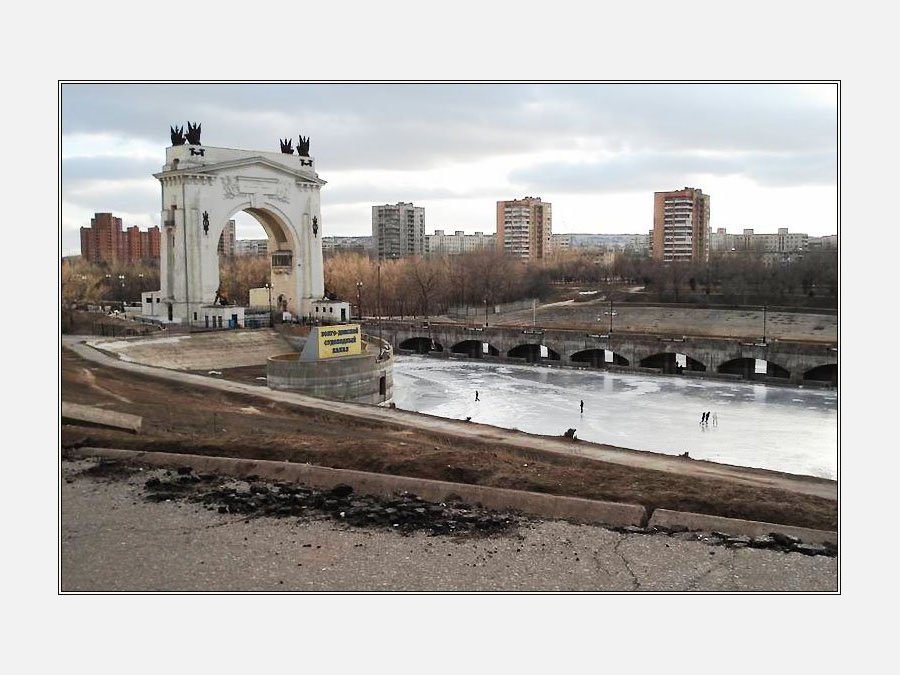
[59,81,839,254]
[509,149,836,194]
[62,156,161,183]
[61,82,837,171]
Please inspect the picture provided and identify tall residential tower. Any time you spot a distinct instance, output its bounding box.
[652,187,710,262]
[372,202,425,260]
[496,197,551,260]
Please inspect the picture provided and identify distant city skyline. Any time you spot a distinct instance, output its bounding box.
[60,82,838,256]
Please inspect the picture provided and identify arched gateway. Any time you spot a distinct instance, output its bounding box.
[153,125,325,324]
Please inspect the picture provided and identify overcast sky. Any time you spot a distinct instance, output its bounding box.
[59,81,837,256]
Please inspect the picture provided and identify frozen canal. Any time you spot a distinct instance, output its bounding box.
[391,356,838,480]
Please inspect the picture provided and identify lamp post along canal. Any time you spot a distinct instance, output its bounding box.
[602,299,617,334]
[377,265,382,340]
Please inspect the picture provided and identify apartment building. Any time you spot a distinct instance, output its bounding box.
[217,220,236,257]
[496,197,551,260]
[651,188,710,262]
[80,212,160,264]
[322,235,374,255]
[709,226,823,265]
[234,239,268,256]
[426,230,496,255]
[550,232,650,254]
[710,227,805,253]
[372,202,426,260]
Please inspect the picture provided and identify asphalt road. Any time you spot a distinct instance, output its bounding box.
[60,459,838,593]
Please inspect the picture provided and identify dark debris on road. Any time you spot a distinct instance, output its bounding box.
[67,459,837,556]
[141,466,523,538]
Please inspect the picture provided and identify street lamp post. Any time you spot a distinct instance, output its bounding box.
[265,283,273,327]
[603,299,617,334]
[137,273,146,316]
[483,297,488,327]
[356,281,363,321]
[377,265,382,340]
[763,305,767,344]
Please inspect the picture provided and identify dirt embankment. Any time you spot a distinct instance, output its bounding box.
[60,345,837,532]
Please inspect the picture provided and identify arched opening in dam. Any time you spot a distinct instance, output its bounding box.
[399,336,444,354]
[508,343,562,363]
[450,339,500,357]
[804,363,838,386]
[570,348,630,368]
[718,357,790,381]
[640,352,707,374]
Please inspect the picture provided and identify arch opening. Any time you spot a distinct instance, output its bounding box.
[718,357,790,380]
[451,339,500,357]
[804,363,837,386]
[215,212,270,310]
[508,343,561,363]
[570,348,630,368]
[399,336,443,354]
[640,352,706,374]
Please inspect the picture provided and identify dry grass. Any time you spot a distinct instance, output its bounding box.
[61,348,836,531]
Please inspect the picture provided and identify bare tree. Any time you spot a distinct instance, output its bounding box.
[406,256,443,317]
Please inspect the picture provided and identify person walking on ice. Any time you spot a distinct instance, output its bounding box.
[580,400,584,414]
[475,391,480,402]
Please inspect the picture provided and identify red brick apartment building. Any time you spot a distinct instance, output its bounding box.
[80,212,160,264]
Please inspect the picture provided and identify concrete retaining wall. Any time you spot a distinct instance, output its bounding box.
[267,351,393,405]
[68,447,647,529]
[64,447,837,544]
[648,509,837,546]
[61,403,142,434]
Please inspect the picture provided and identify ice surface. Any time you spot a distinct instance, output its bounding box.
[392,356,838,480]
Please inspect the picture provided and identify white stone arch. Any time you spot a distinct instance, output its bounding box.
[154,142,326,324]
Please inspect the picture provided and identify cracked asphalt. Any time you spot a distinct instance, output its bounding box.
[60,460,838,593]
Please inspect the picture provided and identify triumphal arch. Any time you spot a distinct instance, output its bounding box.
[153,123,326,324]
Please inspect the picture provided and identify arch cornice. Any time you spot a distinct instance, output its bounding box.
[172,155,327,186]
[155,173,217,186]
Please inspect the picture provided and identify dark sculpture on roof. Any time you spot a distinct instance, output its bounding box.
[170,125,185,146]
[297,135,310,157]
[280,138,294,154]
[185,121,202,145]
